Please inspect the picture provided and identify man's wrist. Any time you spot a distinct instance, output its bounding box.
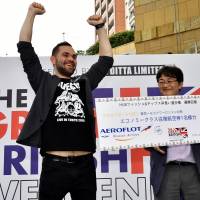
[95,22,105,30]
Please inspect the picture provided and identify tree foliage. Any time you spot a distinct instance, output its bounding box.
[86,30,134,55]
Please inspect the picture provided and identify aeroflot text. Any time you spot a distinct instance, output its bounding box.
[100,127,141,134]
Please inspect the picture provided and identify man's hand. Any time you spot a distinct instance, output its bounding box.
[29,2,45,15]
[87,15,112,57]
[154,146,165,154]
[19,2,45,42]
[87,15,104,26]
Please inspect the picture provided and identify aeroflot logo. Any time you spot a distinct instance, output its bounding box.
[100,127,141,141]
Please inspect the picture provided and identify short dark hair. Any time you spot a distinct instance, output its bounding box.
[156,65,184,83]
[51,41,72,56]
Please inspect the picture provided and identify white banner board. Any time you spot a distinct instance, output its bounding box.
[96,95,200,150]
[1,54,200,200]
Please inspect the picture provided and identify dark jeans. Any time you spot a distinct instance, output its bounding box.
[39,153,96,200]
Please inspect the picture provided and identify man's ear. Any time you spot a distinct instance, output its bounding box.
[178,82,183,91]
[50,56,56,65]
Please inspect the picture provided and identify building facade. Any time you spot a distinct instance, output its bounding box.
[135,0,200,54]
[94,0,136,54]
[125,0,135,30]
[95,0,126,36]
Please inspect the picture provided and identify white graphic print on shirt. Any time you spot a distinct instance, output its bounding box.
[54,82,85,120]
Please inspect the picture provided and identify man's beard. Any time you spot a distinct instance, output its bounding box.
[55,61,75,78]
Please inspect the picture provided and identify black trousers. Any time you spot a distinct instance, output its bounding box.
[39,153,96,200]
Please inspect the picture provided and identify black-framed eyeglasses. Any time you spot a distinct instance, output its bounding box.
[158,80,178,85]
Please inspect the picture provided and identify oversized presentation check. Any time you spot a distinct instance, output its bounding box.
[95,95,200,150]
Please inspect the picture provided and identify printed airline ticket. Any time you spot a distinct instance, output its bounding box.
[95,95,200,150]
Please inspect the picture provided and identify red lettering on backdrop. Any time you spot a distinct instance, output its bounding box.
[130,148,149,174]
[0,112,8,139]
[94,109,99,138]
[120,88,140,97]
[11,111,28,140]
[120,88,149,174]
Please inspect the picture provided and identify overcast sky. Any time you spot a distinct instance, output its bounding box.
[0,0,95,56]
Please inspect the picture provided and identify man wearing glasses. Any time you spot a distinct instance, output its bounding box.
[147,66,200,200]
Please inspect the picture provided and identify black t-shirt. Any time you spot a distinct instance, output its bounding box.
[41,78,95,153]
